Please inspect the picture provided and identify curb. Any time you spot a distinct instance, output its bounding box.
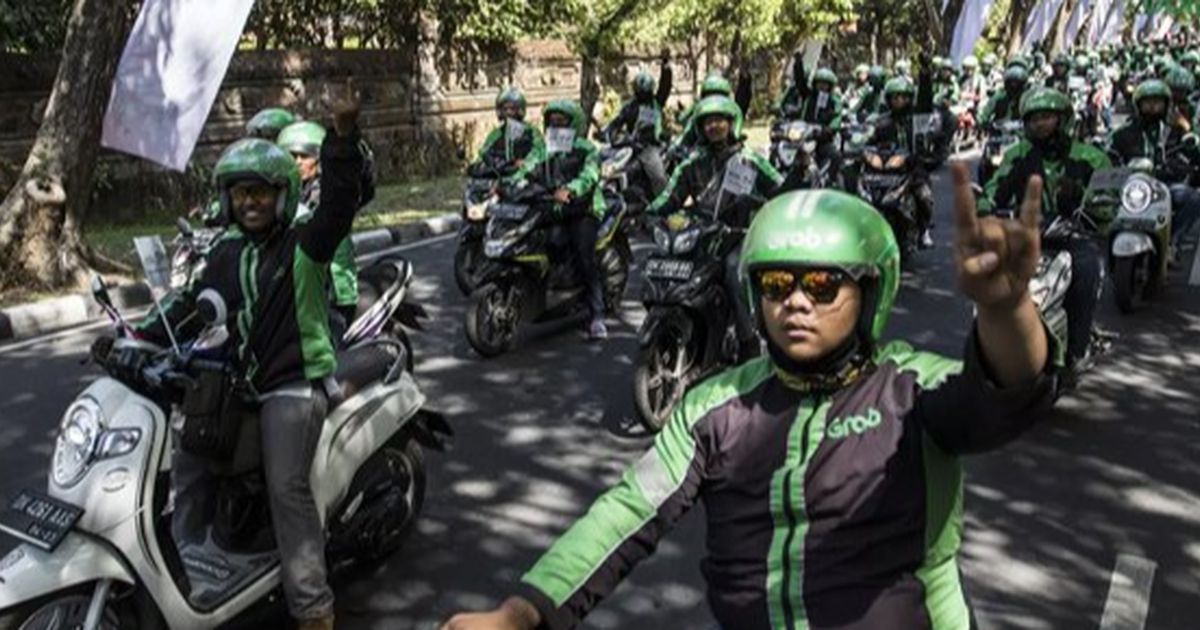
[0,213,462,344]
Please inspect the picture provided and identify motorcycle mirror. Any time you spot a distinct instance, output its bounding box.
[175,216,194,238]
[1185,133,1199,148]
[91,275,113,309]
[195,288,227,327]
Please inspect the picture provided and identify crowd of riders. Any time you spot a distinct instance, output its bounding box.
[81,33,1200,630]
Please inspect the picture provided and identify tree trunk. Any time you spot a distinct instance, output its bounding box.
[580,48,602,134]
[1050,0,1078,54]
[0,0,134,293]
[1006,0,1034,55]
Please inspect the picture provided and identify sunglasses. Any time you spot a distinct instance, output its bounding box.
[230,183,278,206]
[755,268,853,305]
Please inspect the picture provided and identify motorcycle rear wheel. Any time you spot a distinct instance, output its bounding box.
[453,242,480,296]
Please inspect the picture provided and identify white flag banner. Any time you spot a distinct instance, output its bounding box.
[1022,0,1067,52]
[1097,0,1126,44]
[102,0,255,172]
[950,0,995,67]
[1086,0,1112,46]
[1132,13,1150,39]
[1064,0,1092,47]
[1152,14,1175,40]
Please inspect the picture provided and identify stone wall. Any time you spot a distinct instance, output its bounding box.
[0,41,712,223]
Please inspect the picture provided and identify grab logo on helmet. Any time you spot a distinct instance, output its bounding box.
[765,229,846,251]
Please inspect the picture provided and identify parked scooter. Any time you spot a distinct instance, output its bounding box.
[0,250,451,629]
[1094,160,1174,313]
[858,144,921,264]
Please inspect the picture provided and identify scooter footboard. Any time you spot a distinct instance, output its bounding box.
[0,534,135,610]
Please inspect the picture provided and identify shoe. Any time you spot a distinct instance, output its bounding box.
[297,615,334,630]
[919,229,934,249]
[588,319,608,340]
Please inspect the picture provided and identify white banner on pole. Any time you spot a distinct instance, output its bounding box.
[1132,13,1150,39]
[102,0,255,172]
[1086,0,1112,46]
[1064,0,1092,48]
[1152,14,1175,40]
[1022,0,1067,52]
[950,0,996,67]
[1097,0,1126,45]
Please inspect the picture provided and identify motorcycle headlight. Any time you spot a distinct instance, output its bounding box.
[787,126,805,141]
[466,201,489,222]
[653,226,671,252]
[865,153,884,169]
[885,154,908,170]
[672,227,702,254]
[990,153,1003,167]
[52,399,103,487]
[1122,179,1153,214]
[803,141,817,154]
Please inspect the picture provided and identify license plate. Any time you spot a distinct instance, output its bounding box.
[863,174,904,187]
[0,490,83,552]
[489,203,528,221]
[645,258,693,280]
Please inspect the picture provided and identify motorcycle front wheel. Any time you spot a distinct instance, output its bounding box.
[1112,254,1151,314]
[465,282,521,357]
[0,584,156,630]
[329,436,426,566]
[453,240,481,295]
[632,324,696,433]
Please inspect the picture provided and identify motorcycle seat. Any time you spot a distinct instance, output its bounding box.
[334,343,401,404]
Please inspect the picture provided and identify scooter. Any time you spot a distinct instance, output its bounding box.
[463,182,632,358]
[0,253,451,629]
[1099,159,1174,313]
[858,145,920,264]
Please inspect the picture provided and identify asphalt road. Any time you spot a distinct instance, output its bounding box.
[1,158,1198,630]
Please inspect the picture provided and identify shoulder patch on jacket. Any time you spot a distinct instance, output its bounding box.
[875,340,963,390]
[676,357,775,430]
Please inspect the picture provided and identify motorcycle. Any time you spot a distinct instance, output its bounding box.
[597,132,662,220]
[950,90,982,153]
[632,213,744,432]
[463,183,633,357]
[978,119,1024,186]
[770,119,836,189]
[858,145,920,263]
[0,255,451,629]
[839,121,874,192]
[1094,160,1174,313]
[454,175,501,295]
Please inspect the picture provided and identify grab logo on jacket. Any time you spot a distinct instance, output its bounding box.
[825,407,883,440]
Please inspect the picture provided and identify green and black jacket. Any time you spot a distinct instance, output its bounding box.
[978,90,1023,127]
[517,332,1056,629]
[512,133,606,219]
[139,131,365,394]
[1106,118,1199,184]
[472,122,546,176]
[647,142,782,228]
[979,139,1112,218]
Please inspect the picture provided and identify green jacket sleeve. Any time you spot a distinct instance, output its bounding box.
[647,154,695,215]
[474,126,504,165]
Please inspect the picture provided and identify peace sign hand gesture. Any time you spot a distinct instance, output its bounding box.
[951,162,1043,312]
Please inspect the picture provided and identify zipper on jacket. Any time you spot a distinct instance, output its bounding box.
[780,396,824,629]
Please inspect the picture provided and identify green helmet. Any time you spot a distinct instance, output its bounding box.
[935,57,953,72]
[1180,51,1200,68]
[868,65,888,86]
[884,76,916,99]
[1133,79,1172,109]
[813,68,838,88]
[275,121,326,158]
[962,56,979,70]
[1007,56,1030,71]
[739,190,900,345]
[895,59,912,74]
[1165,65,1196,93]
[1003,65,1029,85]
[1019,87,1072,120]
[1074,54,1090,71]
[854,63,870,76]
[496,87,527,118]
[700,73,733,98]
[633,71,656,98]
[213,139,302,226]
[246,108,296,140]
[691,95,743,141]
[983,53,999,67]
[1052,54,1072,70]
[543,99,587,137]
